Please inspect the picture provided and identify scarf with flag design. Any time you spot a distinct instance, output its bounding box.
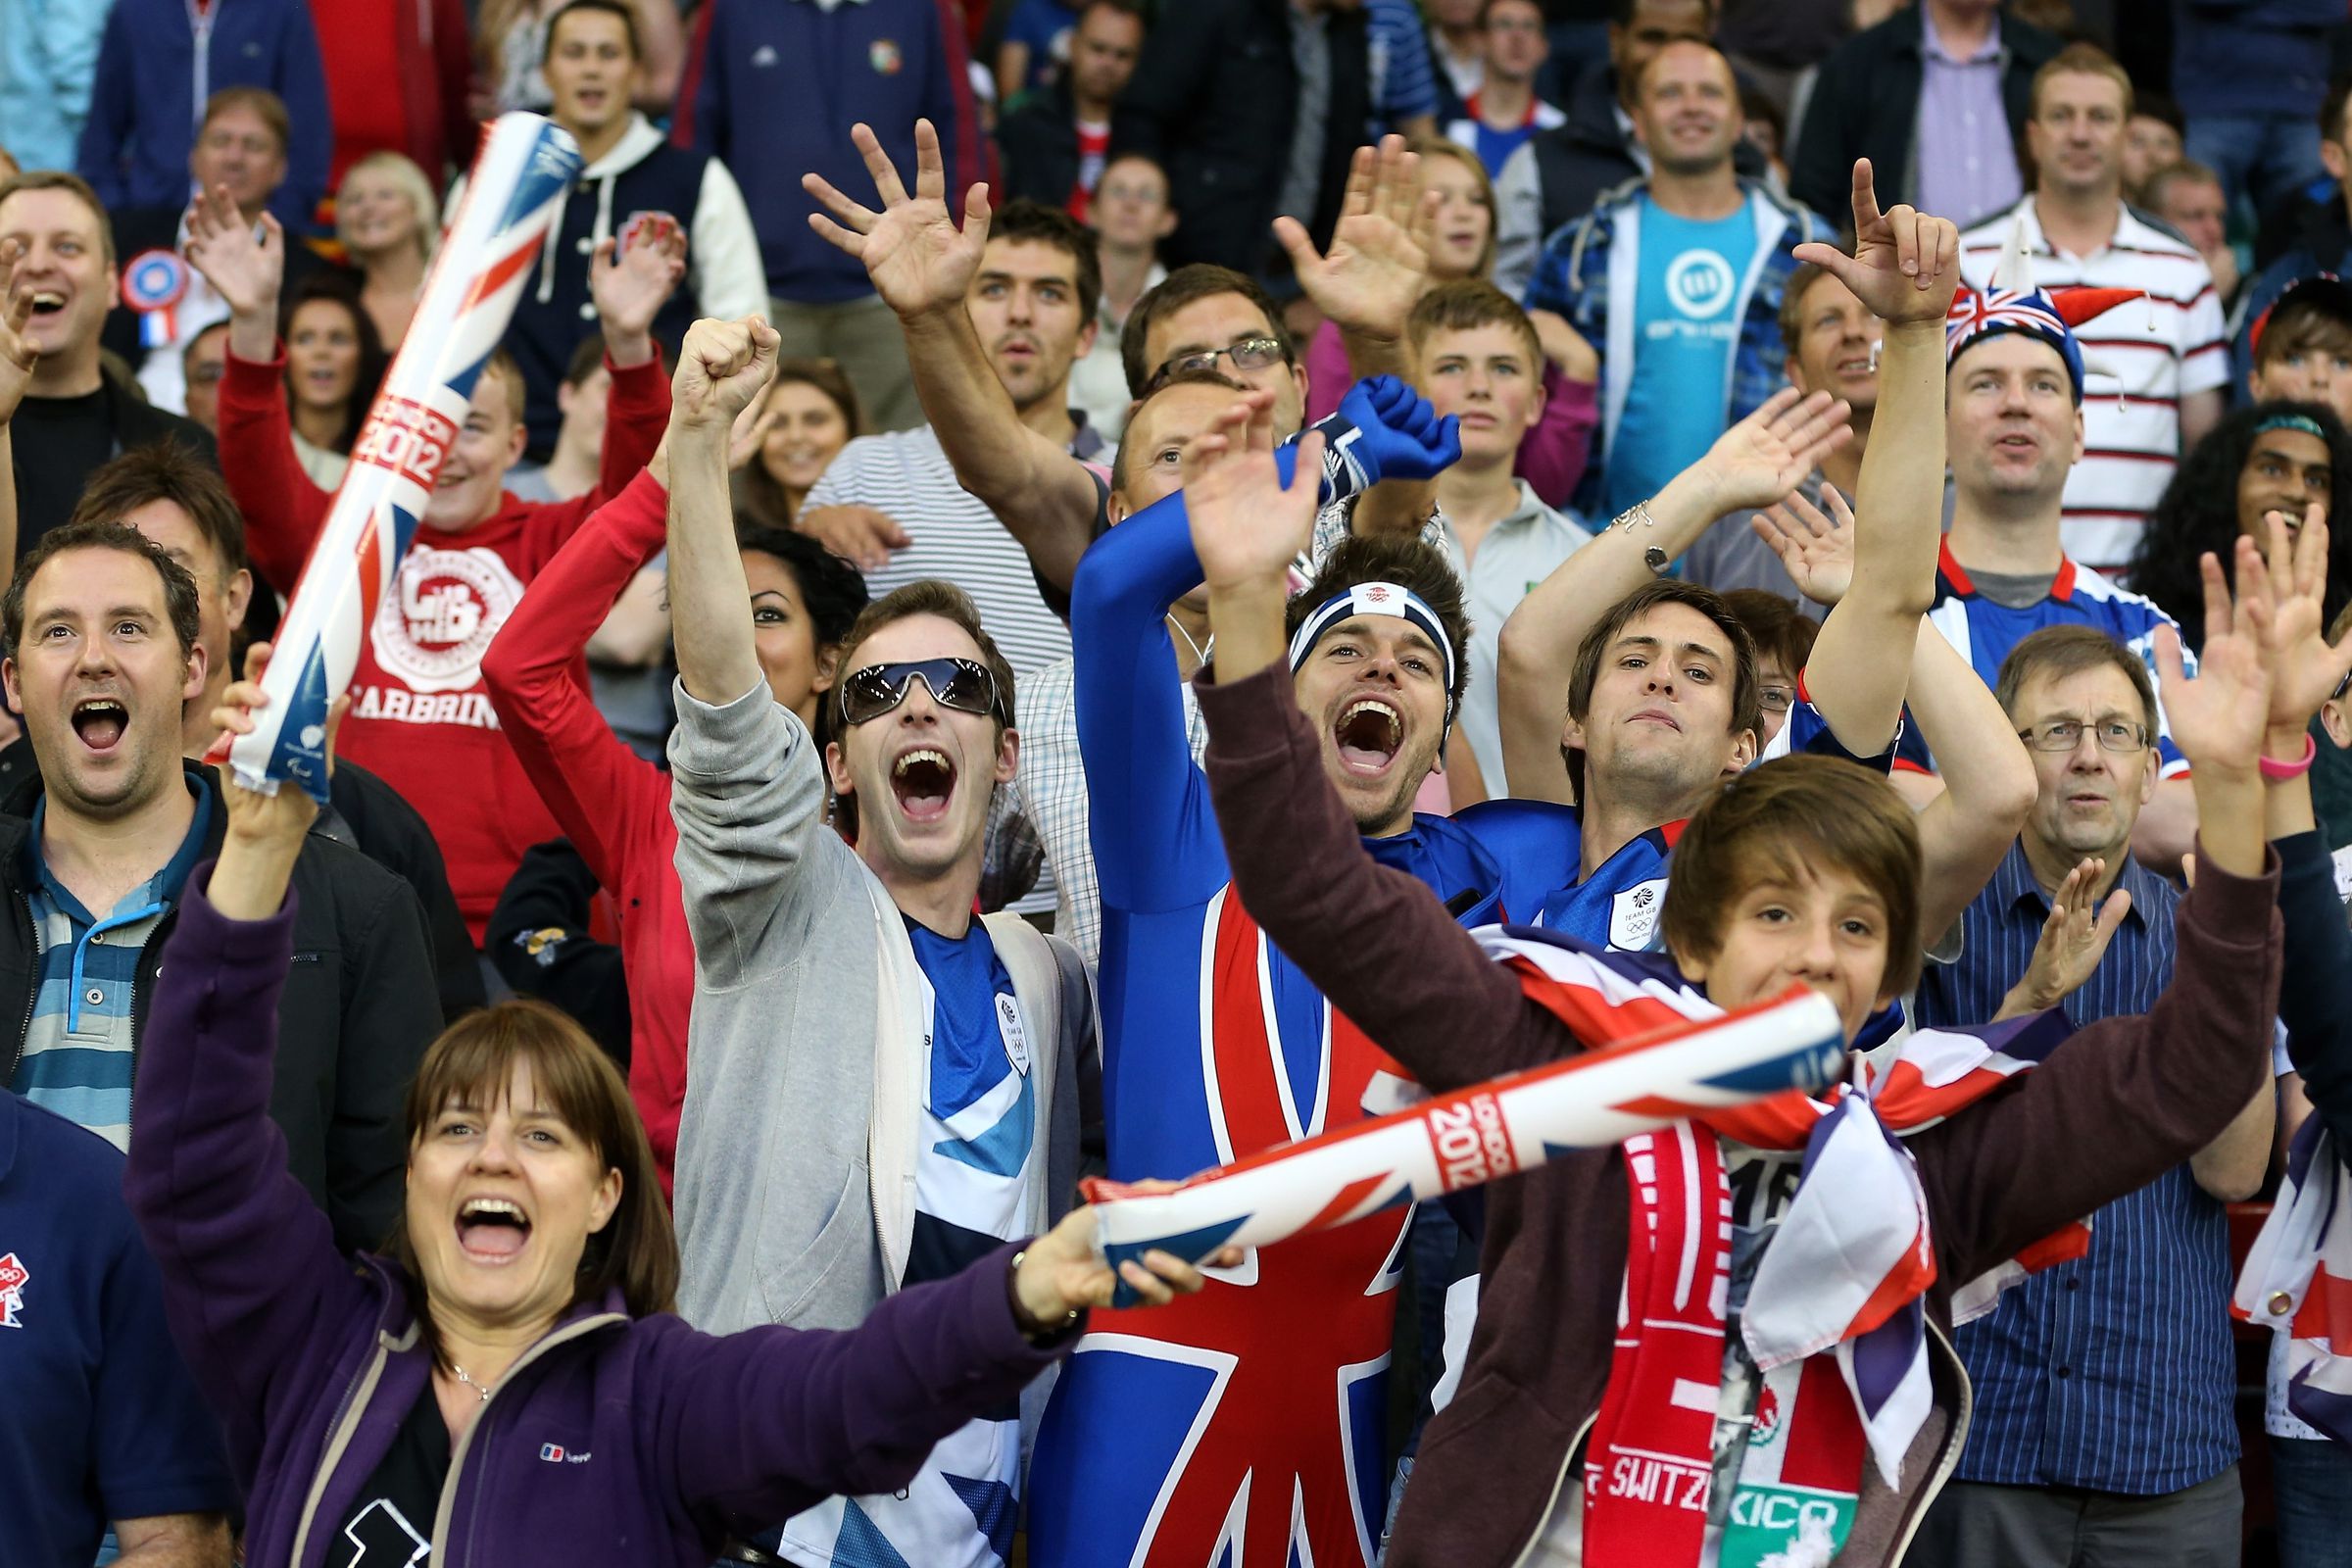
[2233,1118,2352,1445]
[1486,930,2082,1568]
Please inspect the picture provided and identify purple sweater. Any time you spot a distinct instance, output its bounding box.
[123,869,1073,1567]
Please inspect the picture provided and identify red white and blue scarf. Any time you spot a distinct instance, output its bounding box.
[2234,1118,2352,1445]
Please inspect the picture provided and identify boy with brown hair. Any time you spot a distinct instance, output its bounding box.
[1408,277,1592,798]
[2248,273,2352,432]
[1174,347,2293,1568]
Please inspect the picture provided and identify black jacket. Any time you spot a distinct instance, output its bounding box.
[1790,6,2063,224]
[1112,0,1370,274]
[0,761,442,1253]
[488,837,630,1071]
[0,738,483,1022]
[997,78,1084,213]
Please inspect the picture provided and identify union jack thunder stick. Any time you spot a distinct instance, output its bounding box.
[1086,985,1846,1303]
[215,115,580,799]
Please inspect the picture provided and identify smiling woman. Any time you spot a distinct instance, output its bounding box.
[121,649,1215,1566]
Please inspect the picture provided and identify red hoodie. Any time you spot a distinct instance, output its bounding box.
[481,470,692,1188]
[217,341,668,940]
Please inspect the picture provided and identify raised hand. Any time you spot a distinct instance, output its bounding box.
[0,239,35,424]
[1274,136,1438,343]
[1790,159,1960,326]
[1690,387,1851,516]
[2242,507,2352,735]
[672,317,780,431]
[798,504,912,572]
[805,120,990,321]
[1011,1200,1234,1320]
[1332,372,1462,486]
[1186,390,1329,592]
[1749,485,1855,608]
[2000,858,2132,1017]
[182,183,284,319]
[590,228,688,348]
[208,642,337,844]
[2155,550,2273,778]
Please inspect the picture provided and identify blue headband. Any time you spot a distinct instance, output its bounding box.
[1287,581,1459,741]
[2254,413,2329,440]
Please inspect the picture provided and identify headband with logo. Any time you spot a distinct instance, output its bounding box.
[1287,580,1459,741]
[1943,217,2145,403]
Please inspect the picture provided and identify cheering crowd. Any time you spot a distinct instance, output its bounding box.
[5,0,2352,1564]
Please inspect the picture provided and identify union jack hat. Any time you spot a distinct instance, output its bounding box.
[1944,217,2144,403]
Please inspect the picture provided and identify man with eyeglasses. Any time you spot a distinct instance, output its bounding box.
[1907,620,2275,1567]
[660,317,1098,1568]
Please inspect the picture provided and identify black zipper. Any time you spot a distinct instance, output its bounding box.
[5,890,37,1092]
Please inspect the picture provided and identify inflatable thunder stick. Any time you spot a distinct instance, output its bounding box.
[215,114,582,800]
[1086,987,1845,1303]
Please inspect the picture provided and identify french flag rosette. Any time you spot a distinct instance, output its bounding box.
[1084,987,1847,1304]
[212,114,581,800]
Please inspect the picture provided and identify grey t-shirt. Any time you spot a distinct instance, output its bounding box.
[1964,567,2061,611]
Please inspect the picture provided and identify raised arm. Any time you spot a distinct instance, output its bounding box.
[805,121,1102,593]
[482,469,671,887]
[1786,160,1955,757]
[0,240,28,591]
[667,317,777,707]
[1753,490,2037,940]
[128,662,372,1451]
[1494,388,1851,801]
[1276,135,1438,391]
[1185,392,1577,1088]
[186,187,325,590]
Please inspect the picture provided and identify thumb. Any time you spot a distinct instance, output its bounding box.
[2092,888,2132,944]
[1271,215,1320,271]
[1286,429,1328,498]
[1789,242,1873,295]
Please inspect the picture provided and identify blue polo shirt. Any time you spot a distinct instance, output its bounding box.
[8,779,210,1149]
[1913,840,2238,1493]
[0,1090,236,1562]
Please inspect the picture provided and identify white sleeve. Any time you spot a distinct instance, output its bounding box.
[691,158,772,324]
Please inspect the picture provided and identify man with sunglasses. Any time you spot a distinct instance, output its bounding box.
[660,316,1098,1568]
[1904,620,2276,1565]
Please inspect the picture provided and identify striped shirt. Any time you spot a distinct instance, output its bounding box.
[1364,0,1442,134]
[1914,841,2239,1494]
[7,785,211,1150]
[1956,198,2230,575]
[803,417,1113,677]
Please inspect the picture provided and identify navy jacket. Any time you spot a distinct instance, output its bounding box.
[125,873,1077,1568]
[75,0,330,231]
[681,0,983,304]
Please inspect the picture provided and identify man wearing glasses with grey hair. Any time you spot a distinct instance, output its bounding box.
[1906,619,2278,1568]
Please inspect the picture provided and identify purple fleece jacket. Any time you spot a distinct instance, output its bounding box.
[124,867,1074,1567]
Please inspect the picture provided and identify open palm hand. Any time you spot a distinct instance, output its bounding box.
[804,120,989,320]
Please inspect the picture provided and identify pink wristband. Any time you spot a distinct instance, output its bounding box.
[2260,731,2318,781]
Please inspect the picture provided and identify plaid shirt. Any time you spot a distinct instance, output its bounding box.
[1523,177,1832,513]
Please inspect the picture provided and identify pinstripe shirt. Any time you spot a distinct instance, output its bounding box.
[1914,839,2239,1494]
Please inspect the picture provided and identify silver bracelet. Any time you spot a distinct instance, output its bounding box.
[1612,498,1658,534]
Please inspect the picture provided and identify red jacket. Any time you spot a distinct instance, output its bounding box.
[309,0,477,193]
[216,340,668,939]
[481,470,692,1190]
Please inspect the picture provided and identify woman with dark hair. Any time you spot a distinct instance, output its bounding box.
[730,358,863,530]
[2129,400,2352,650]
[482,457,869,1191]
[125,699,1211,1566]
[278,272,390,489]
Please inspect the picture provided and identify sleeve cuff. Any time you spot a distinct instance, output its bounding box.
[182,860,300,959]
[2181,837,2283,928]
[1194,662,1304,767]
[224,340,287,382]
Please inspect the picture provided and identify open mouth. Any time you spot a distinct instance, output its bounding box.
[457,1196,532,1264]
[890,746,956,823]
[71,698,126,752]
[1334,698,1403,776]
[28,291,65,318]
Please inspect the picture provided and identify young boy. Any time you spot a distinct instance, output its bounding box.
[2249,274,2352,436]
[1410,277,1592,795]
[1173,377,2286,1565]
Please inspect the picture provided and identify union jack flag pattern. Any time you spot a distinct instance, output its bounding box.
[2234,1118,2352,1444]
[215,114,581,801]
